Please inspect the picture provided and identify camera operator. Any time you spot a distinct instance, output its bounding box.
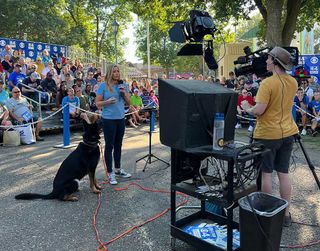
[242,47,299,227]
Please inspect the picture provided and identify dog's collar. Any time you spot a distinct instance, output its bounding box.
[82,140,100,148]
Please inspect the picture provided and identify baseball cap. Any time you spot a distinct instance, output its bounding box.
[134,88,139,92]
[31,72,41,80]
[47,72,53,77]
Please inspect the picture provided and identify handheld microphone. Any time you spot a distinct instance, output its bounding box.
[118,80,125,98]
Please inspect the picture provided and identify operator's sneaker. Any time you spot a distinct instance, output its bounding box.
[247,125,254,132]
[109,172,118,185]
[235,123,242,129]
[115,169,132,178]
[283,213,292,227]
[301,129,307,136]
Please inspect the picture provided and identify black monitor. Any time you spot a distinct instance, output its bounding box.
[159,79,238,151]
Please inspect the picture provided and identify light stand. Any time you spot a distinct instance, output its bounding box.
[135,108,170,172]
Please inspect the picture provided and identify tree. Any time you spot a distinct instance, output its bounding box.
[130,0,320,47]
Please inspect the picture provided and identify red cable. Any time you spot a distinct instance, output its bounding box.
[281,240,320,249]
[94,145,188,251]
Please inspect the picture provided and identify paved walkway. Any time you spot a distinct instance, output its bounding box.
[1,125,319,251]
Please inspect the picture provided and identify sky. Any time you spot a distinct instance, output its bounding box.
[123,13,142,63]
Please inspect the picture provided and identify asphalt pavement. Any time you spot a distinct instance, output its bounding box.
[1,124,320,251]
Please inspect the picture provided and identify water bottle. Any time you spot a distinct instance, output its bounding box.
[213,113,225,150]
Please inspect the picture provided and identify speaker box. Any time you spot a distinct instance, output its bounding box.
[159,79,238,151]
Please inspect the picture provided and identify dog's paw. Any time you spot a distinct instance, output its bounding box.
[95,184,102,190]
[91,188,101,194]
[63,195,79,202]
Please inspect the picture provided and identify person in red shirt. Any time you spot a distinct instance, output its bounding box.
[235,89,255,132]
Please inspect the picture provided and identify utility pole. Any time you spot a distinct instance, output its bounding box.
[147,21,151,79]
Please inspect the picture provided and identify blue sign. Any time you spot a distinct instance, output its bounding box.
[0,37,67,61]
[292,55,320,83]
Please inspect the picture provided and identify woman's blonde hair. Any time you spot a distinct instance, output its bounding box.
[104,64,119,93]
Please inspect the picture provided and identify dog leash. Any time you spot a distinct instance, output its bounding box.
[93,145,189,251]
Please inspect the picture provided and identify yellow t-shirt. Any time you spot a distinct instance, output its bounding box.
[36,63,45,77]
[253,74,299,139]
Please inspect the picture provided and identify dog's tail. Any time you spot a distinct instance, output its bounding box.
[15,192,56,200]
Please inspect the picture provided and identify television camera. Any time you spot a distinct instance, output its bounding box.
[169,10,218,70]
[234,46,299,77]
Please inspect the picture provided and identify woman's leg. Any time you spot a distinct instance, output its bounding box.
[113,119,125,170]
[102,119,117,173]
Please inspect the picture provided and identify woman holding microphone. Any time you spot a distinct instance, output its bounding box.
[96,65,131,185]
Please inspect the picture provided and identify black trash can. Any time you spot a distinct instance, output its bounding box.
[238,192,288,251]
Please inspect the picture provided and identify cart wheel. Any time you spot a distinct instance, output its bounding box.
[170,237,176,250]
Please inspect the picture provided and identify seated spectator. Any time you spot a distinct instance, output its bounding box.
[149,90,159,107]
[41,49,51,67]
[0,103,12,127]
[18,57,28,75]
[1,55,13,77]
[83,83,92,98]
[140,88,150,107]
[35,57,45,76]
[294,88,309,136]
[1,45,13,59]
[10,50,20,65]
[64,73,74,89]
[41,60,58,81]
[310,90,320,136]
[130,88,144,124]
[307,76,319,92]
[85,71,97,89]
[74,78,84,91]
[55,62,63,75]
[0,79,9,105]
[7,64,26,91]
[236,76,247,91]
[20,72,41,101]
[243,80,258,99]
[6,87,43,141]
[56,82,68,108]
[226,71,238,89]
[26,64,38,77]
[40,72,57,103]
[87,62,97,74]
[62,87,80,120]
[220,77,227,87]
[75,87,98,124]
[93,67,102,79]
[131,80,139,93]
[235,89,255,132]
[303,79,314,103]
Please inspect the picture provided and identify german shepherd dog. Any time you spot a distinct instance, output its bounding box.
[15,123,101,201]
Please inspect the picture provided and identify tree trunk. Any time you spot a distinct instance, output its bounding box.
[282,0,303,46]
[265,0,284,46]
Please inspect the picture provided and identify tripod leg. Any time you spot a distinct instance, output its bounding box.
[296,135,320,190]
[151,154,170,166]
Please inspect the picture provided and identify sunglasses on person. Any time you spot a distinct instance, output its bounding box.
[13,90,21,93]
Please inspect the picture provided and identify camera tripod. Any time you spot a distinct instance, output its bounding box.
[135,109,170,172]
[295,134,320,189]
[251,133,320,190]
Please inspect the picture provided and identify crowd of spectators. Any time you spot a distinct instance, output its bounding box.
[0,45,163,142]
[1,43,319,140]
[211,70,320,136]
